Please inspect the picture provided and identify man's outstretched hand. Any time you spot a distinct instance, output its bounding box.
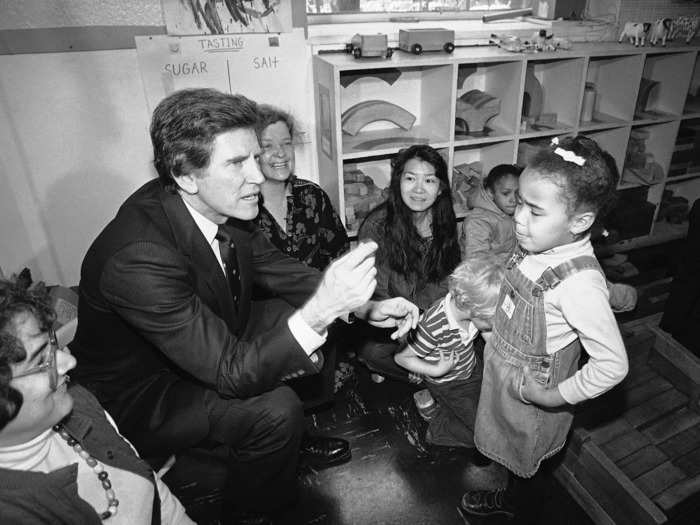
[301,241,378,333]
[361,297,420,340]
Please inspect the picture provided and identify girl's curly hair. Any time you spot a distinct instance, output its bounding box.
[0,271,56,431]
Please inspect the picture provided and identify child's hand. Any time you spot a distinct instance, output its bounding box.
[518,366,566,407]
[432,349,458,376]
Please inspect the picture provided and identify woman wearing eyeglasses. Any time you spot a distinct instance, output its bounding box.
[0,277,193,524]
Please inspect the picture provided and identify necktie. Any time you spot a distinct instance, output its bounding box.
[215,225,241,305]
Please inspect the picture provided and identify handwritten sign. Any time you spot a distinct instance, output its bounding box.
[135,30,315,177]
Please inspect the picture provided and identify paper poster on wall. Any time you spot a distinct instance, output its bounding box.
[135,30,315,177]
[162,0,293,35]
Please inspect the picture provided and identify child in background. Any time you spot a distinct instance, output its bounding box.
[460,136,629,519]
[461,164,522,264]
[394,255,504,449]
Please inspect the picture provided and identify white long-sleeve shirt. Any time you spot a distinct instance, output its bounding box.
[517,235,629,404]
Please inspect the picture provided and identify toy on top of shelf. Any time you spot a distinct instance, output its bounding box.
[346,33,393,59]
[668,15,699,44]
[490,31,572,53]
[649,18,672,47]
[341,100,416,136]
[489,33,525,52]
[455,90,501,135]
[398,28,455,55]
[618,21,651,47]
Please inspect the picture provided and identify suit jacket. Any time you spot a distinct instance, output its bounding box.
[70,179,322,455]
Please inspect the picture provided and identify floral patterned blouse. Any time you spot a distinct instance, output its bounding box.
[256,176,350,271]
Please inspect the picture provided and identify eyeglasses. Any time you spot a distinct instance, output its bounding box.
[12,328,59,391]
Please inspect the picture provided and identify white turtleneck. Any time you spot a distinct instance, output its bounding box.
[0,421,192,524]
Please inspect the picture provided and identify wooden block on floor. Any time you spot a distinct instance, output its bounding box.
[654,473,700,513]
[587,417,634,446]
[601,427,652,462]
[634,461,687,499]
[618,445,669,480]
[624,389,688,428]
[658,422,700,458]
[674,446,700,478]
[624,375,674,407]
[622,365,659,390]
[642,407,700,445]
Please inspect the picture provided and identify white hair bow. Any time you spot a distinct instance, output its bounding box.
[551,138,585,166]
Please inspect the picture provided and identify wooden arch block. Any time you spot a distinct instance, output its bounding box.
[522,67,544,121]
[341,100,417,136]
[455,89,501,133]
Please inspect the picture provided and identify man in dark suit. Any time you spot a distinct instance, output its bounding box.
[70,88,418,523]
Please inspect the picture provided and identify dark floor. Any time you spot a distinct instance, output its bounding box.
[271,241,685,525]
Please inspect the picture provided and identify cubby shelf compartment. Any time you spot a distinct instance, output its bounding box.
[455,60,523,141]
[580,54,645,129]
[339,64,452,158]
[581,125,631,176]
[520,57,586,135]
[653,176,700,238]
[621,121,680,190]
[635,51,696,121]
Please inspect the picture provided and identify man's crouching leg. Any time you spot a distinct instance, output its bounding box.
[204,385,304,517]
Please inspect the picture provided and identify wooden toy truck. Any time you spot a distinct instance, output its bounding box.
[346,33,393,59]
[398,28,455,55]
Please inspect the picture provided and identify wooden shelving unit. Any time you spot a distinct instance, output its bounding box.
[313,42,700,246]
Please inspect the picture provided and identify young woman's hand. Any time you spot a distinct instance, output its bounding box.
[518,366,566,407]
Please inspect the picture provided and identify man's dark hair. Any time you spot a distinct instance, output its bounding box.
[150,88,259,191]
[0,277,56,430]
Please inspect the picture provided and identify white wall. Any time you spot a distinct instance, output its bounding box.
[0,50,153,284]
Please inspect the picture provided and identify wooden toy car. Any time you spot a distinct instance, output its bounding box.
[346,33,393,59]
[398,28,455,55]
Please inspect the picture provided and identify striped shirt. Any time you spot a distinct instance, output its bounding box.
[406,293,479,384]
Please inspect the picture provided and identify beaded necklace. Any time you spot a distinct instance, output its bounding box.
[52,423,119,520]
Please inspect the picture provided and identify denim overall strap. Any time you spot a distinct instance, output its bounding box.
[474,255,601,477]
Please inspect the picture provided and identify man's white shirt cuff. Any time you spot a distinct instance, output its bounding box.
[288,311,327,363]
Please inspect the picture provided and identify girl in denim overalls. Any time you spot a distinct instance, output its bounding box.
[460,136,630,519]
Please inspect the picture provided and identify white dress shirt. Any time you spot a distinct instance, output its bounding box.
[181,198,324,359]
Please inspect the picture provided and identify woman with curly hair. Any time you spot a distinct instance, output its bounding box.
[0,276,193,524]
[357,145,461,382]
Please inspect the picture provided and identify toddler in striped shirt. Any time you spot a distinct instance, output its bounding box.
[394,254,504,448]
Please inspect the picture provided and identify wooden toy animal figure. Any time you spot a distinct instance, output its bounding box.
[619,22,651,47]
[669,16,699,44]
[649,18,672,46]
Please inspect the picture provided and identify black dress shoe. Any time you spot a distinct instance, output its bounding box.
[299,434,351,469]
